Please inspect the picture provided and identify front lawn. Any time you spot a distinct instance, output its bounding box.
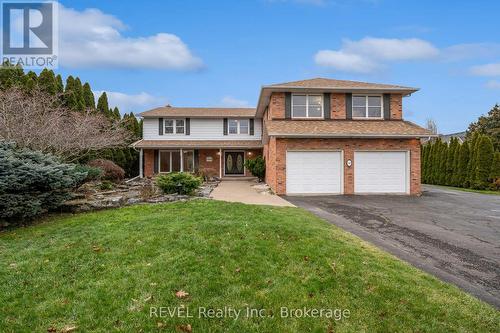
[426,184,500,195]
[1,200,498,332]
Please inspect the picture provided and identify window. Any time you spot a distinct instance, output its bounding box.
[164,119,185,134]
[292,94,323,118]
[159,150,194,173]
[352,95,382,118]
[227,119,250,135]
[183,150,195,173]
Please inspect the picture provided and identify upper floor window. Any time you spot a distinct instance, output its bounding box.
[352,95,383,119]
[228,119,249,134]
[292,94,323,118]
[165,119,184,134]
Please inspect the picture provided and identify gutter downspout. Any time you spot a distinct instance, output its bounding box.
[139,148,143,178]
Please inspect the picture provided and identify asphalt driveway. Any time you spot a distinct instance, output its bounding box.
[284,185,500,308]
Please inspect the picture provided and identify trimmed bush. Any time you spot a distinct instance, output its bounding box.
[87,159,125,182]
[0,141,86,222]
[74,164,102,182]
[156,172,202,195]
[244,156,265,181]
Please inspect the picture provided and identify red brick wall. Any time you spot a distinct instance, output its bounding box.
[266,138,421,195]
[144,149,155,177]
[331,93,346,119]
[390,94,403,120]
[269,92,285,119]
[199,149,221,177]
[265,137,277,190]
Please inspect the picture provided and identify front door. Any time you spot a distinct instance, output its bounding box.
[225,152,245,175]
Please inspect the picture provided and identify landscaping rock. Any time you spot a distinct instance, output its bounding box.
[64,177,220,213]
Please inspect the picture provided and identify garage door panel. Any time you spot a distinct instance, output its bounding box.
[287,151,342,194]
[354,151,408,194]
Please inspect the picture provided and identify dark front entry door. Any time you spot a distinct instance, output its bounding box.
[225,152,245,175]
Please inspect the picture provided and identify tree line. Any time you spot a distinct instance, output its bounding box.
[422,133,500,190]
[0,62,142,177]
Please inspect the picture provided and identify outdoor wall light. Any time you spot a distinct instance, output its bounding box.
[346,159,352,167]
[248,152,253,156]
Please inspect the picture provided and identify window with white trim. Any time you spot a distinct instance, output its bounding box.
[164,119,185,134]
[228,119,249,135]
[159,150,194,173]
[292,94,323,118]
[352,95,383,118]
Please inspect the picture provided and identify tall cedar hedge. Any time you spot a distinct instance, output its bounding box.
[422,134,498,190]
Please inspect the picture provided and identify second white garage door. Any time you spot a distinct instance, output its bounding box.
[286,151,342,194]
[354,151,409,194]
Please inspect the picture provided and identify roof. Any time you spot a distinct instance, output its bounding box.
[266,77,418,91]
[140,106,256,118]
[132,139,263,149]
[265,120,435,138]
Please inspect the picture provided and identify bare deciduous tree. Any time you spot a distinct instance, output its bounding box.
[0,87,131,162]
[425,118,438,135]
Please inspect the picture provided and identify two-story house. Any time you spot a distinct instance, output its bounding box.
[132,78,433,195]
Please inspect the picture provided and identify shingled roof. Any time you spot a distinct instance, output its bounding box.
[265,120,434,138]
[140,106,256,118]
[266,77,418,91]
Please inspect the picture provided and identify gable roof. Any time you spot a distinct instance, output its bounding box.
[267,77,418,91]
[265,120,435,138]
[140,106,256,118]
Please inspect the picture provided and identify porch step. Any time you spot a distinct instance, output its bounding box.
[221,176,258,181]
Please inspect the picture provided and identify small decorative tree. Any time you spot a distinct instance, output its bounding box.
[244,156,265,182]
[0,141,86,222]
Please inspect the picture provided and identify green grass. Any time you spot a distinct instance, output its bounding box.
[426,184,500,195]
[1,200,498,332]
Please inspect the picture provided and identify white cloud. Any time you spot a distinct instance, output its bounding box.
[220,96,250,107]
[485,80,500,89]
[314,50,378,73]
[343,37,439,60]
[314,37,439,73]
[442,43,500,61]
[94,91,168,113]
[57,4,203,69]
[470,63,500,76]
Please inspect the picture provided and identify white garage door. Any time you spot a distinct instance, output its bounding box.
[354,151,408,194]
[286,151,342,194]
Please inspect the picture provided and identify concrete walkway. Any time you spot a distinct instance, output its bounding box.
[211,181,294,207]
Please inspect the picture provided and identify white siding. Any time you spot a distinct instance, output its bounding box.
[143,118,262,140]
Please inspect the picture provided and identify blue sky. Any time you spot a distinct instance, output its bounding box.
[52,0,499,133]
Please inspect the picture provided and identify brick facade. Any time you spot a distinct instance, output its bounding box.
[268,92,285,119]
[198,149,221,177]
[331,93,346,119]
[390,94,403,120]
[144,149,155,177]
[266,138,421,195]
[266,92,403,120]
[142,148,263,178]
